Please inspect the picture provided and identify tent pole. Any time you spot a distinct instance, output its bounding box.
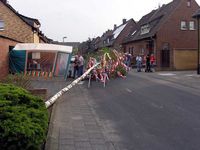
[24,51,28,74]
[52,52,58,77]
[64,53,71,80]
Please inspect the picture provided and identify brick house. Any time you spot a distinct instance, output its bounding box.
[123,0,199,70]
[78,19,136,54]
[0,0,48,79]
[98,19,136,51]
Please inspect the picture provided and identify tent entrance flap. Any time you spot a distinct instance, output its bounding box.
[54,52,70,76]
[9,50,26,73]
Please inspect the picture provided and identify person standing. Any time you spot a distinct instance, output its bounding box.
[136,55,142,72]
[78,53,84,77]
[145,54,151,72]
[150,53,155,72]
[73,55,79,79]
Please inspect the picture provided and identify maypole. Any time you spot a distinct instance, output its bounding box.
[45,63,100,108]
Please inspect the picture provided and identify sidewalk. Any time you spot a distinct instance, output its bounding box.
[45,84,117,150]
[132,70,200,90]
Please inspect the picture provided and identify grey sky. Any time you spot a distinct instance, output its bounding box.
[8,0,200,42]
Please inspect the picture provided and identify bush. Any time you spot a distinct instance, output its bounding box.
[0,84,48,150]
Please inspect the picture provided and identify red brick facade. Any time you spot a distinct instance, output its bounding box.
[0,1,44,79]
[124,0,199,70]
[0,1,34,43]
[0,37,17,79]
[113,19,136,51]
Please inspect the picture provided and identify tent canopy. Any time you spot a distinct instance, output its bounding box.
[13,43,72,53]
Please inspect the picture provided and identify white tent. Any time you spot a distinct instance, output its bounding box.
[10,43,73,79]
[14,43,72,53]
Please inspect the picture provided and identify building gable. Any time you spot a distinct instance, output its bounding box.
[0,1,35,42]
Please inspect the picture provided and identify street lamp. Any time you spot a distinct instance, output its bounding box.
[193,9,200,74]
[63,36,67,42]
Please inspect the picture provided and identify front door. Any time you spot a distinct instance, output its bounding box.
[161,43,170,67]
[161,50,170,67]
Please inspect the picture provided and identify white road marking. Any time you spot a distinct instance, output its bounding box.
[158,73,176,76]
[185,74,195,77]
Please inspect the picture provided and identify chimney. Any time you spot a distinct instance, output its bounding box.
[0,0,7,3]
[114,24,117,30]
[122,19,127,25]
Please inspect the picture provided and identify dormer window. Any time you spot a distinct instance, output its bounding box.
[0,20,4,31]
[107,38,110,43]
[141,24,150,35]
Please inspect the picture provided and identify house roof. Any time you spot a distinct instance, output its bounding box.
[0,0,41,29]
[18,14,41,29]
[99,18,135,48]
[0,0,52,42]
[124,0,182,43]
[52,41,80,49]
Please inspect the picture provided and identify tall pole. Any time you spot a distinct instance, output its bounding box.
[63,36,67,42]
[198,18,200,74]
[192,9,200,75]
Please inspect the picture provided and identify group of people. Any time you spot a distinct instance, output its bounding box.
[70,51,155,80]
[136,53,155,72]
[72,53,84,79]
[86,50,131,82]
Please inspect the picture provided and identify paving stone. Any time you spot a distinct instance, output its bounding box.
[75,141,92,148]
[88,132,104,139]
[91,144,108,150]
[90,138,106,144]
[59,144,75,150]
[59,138,74,145]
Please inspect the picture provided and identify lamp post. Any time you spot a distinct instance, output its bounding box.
[193,9,200,74]
[63,36,67,42]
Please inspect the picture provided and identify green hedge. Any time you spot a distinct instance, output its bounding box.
[0,84,48,150]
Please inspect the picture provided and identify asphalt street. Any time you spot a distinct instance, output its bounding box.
[45,70,200,150]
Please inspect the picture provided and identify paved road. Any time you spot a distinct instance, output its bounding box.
[45,70,200,150]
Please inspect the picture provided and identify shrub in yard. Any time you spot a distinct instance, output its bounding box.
[0,84,48,150]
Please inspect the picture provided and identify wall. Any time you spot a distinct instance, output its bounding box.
[114,19,136,51]
[124,40,151,65]
[157,0,199,69]
[33,33,40,43]
[0,37,17,79]
[0,1,33,43]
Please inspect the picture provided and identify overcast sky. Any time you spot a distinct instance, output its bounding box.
[8,0,200,42]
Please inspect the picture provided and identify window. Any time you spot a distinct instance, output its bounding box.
[189,21,195,30]
[0,20,4,30]
[107,38,109,43]
[181,21,187,30]
[32,52,40,59]
[132,30,137,35]
[141,24,150,35]
[187,0,191,7]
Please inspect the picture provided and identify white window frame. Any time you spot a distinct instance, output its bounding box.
[181,21,187,30]
[32,52,40,59]
[0,20,4,31]
[189,21,195,30]
[187,0,191,7]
